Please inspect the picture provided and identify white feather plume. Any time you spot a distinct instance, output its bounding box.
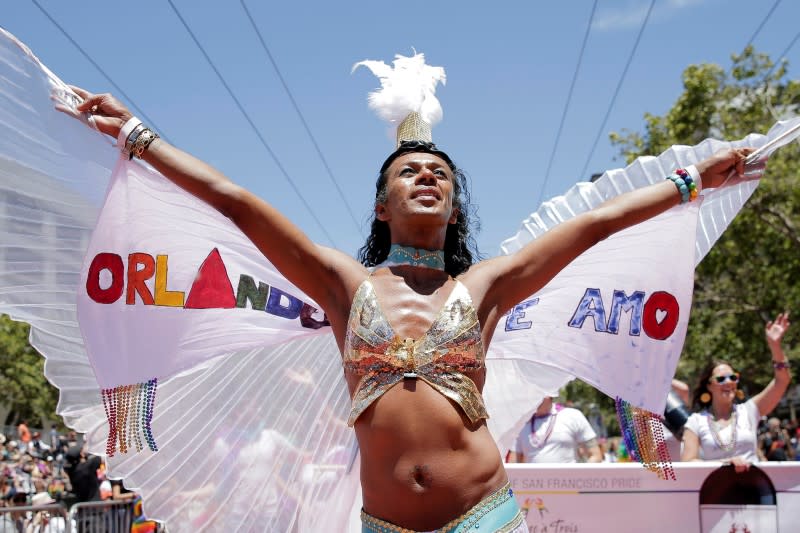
[353,51,446,127]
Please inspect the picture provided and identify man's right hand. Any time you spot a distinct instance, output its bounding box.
[54,85,132,138]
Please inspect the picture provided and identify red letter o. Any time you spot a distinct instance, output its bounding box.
[86,253,124,304]
[642,291,679,340]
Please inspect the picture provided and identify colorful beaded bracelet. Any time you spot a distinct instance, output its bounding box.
[665,168,698,203]
[773,360,791,370]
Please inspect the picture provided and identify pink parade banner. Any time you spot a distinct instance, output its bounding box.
[504,462,800,533]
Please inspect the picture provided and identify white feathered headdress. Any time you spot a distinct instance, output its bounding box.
[353,51,446,147]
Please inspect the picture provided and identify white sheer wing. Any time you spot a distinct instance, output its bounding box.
[498,119,800,261]
[0,28,360,532]
[98,337,358,532]
[485,116,800,457]
[0,28,114,432]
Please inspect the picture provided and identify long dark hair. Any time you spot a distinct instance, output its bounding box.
[691,359,738,410]
[358,141,480,277]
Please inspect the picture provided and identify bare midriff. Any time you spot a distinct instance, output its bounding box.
[347,371,507,531]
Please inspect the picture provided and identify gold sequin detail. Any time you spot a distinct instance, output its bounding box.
[343,279,488,426]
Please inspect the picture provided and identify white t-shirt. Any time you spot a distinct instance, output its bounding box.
[684,399,760,462]
[511,407,597,463]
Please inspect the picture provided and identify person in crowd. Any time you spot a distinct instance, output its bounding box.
[54,433,76,460]
[48,429,57,454]
[759,417,796,461]
[109,479,135,503]
[790,419,800,456]
[16,422,30,453]
[4,491,29,532]
[682,312,792,472]
[586,403,607,442]
[63,446,104,532]
[0,475,12,504]
[508,397,603,463]
[4,442,17,463]
[26,492,67,533]
[60,81,753,532]
[604,437,621,463]
[662,379,692,461]
[28,434,49,459]
[100,478,137,533]
[12,455,34,497]
[47,478,66,504]
[63,446,101,503]
[0,495,16,532]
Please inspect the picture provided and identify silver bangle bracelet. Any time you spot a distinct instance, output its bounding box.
[124,124,150,160]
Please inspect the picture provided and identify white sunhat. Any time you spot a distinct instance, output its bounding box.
[31,492,56,507]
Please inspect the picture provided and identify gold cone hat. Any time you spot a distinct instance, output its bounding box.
[396,112,432,147]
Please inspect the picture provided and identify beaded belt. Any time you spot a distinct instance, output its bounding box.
[361,482,524,533]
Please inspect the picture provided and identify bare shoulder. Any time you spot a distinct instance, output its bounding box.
[314,245,370,300]
[456,256,517,331]
[457,255,514,301]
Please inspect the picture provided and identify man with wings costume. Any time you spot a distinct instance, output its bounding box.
[1,29,798,532]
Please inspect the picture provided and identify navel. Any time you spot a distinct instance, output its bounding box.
[411,464,433,488]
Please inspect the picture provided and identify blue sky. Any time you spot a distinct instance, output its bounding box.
[4,0,799,257]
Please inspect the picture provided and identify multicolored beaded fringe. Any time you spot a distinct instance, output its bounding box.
[615,397,675,480]
[101,378,158,457]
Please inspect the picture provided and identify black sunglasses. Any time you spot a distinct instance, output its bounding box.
[711,373,740,384]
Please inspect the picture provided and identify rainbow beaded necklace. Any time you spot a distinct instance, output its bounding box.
[380,244,446,271]
[528,409,559,449]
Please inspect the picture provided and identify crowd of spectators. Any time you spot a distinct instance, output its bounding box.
[1,425,76,506]
[758,416,798,461]
[0,424,156,532]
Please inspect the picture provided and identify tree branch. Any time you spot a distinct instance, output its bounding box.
[755,205,800,248]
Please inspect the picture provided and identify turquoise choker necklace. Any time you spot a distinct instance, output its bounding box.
[381,244,446,271]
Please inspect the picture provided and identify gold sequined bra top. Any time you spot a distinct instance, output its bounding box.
[343,278,488,426]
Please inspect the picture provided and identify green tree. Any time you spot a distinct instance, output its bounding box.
[610,46,800,407]
[0,314,60,427]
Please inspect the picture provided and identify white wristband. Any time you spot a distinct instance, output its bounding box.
[686,164,702,193]
[117,116,143,148]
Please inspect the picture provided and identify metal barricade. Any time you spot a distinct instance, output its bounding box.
[68,500,133,533]
[0,502,70,532]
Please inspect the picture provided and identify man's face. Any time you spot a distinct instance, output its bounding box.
[377,152,458,226]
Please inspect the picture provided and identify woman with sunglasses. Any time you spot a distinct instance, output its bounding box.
[682,312,792,471]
